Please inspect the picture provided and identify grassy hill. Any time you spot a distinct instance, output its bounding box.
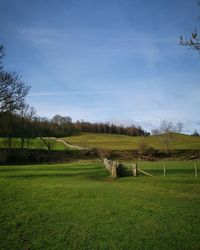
[0,133,200,151]
[64,132,200,150]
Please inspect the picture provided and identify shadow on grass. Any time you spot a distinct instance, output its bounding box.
[4,168,109,181]
[0,166,101,172]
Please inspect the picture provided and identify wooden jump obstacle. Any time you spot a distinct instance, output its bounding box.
[103,159,153,177]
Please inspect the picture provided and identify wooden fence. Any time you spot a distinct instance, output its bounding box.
[103,158,154,177]
[103,159,199,178]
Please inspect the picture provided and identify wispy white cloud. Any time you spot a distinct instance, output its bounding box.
[18,27,176,44]
[29,90,122,96]
[17,27,177,61]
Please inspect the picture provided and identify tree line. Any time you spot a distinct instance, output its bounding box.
[73,120,148,136]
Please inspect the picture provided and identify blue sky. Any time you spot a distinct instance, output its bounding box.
[1,0,200,133]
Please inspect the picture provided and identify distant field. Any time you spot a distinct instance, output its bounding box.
[64,132,200,150]
[0,137,70,151]
[0,160,200,249]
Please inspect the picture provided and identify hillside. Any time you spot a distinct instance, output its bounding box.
[64,132,200,150]
[1,133,200,151]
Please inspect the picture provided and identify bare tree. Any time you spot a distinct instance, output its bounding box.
[63,116,72,123]
[0,72,31,149]
[0,45,31,149]
[151,129,160,135]
[0,45,30,112]
[0,45,4,70]
[0,72,30,112]
[175,122,184,133]
[191,129,199,136]
[52,114,72,125]
[20,104,36,148]
[159,120,175,151]
[180,2,200,53]
[40,137,56,151]
[180,30,200,53]
[52,114,64,125]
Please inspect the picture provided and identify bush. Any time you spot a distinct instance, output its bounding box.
[138,142,156,156]
[97,149,111,159]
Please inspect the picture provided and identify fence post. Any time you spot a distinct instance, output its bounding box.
[163,163,166,177]
[194,163,198,178]
[111,161,118,178]
[132,163,138,177]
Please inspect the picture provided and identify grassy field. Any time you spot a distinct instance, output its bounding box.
[0,137,70,151]
[64,132,200,150]
[1,161,200,249]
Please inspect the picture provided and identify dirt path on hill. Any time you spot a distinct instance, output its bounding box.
[48,137,86,150]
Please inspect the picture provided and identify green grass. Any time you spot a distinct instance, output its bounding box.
[1,161,200,249]
[0,137,70,151]
[64,132,200,150]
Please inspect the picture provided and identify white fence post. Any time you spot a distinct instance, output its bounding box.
[194,163,198,178]
[163,163,166,177]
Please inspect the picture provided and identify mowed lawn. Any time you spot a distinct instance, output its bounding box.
[64,132,200,150]
[1,161,200,250]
